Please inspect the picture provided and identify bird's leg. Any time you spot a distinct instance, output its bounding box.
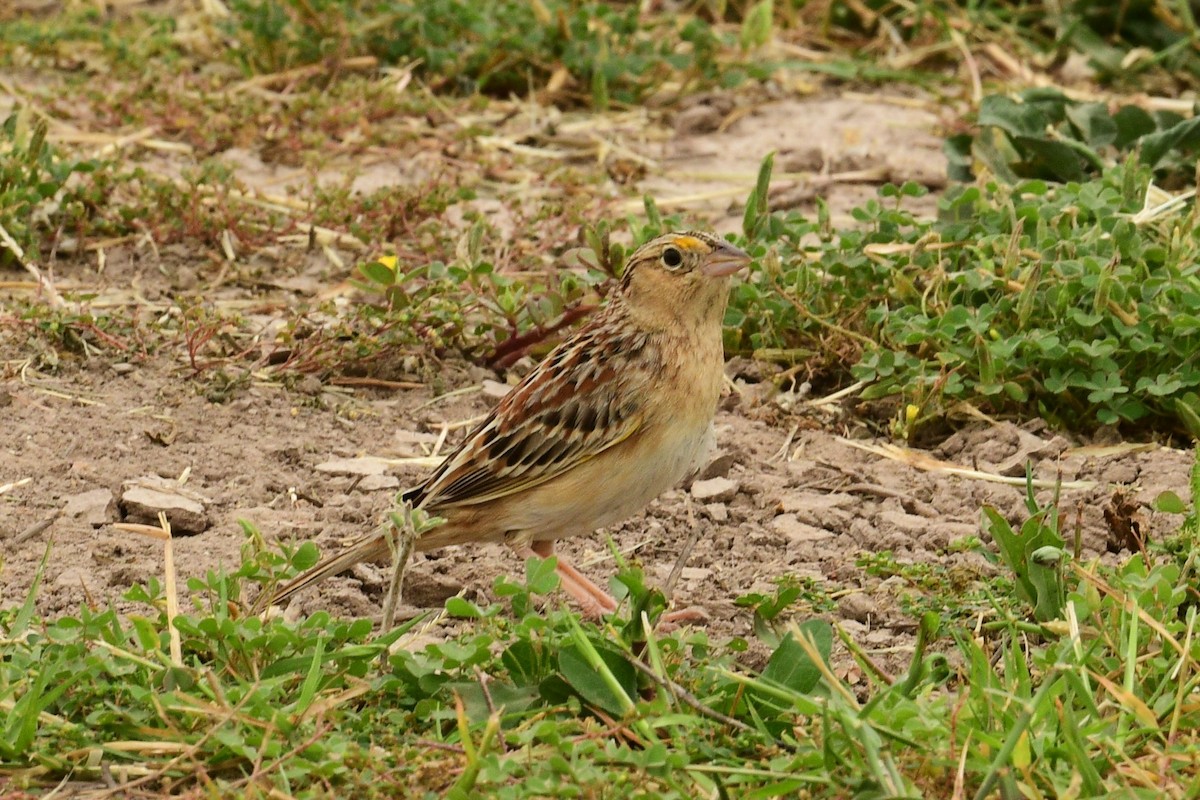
[520,541,707,626]
[521,541,617,619]
[658,495,710,625]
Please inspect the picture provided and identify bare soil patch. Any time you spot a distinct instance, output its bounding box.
[2,89,1192,677]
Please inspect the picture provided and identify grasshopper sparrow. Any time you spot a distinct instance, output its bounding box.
[270,231,750,618]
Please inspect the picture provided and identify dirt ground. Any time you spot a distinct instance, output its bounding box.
[2,89,1194,674]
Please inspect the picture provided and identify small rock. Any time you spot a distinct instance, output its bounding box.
[358,474,400,491]
[393,429,440,445]
[55,566,99,591]
[316,456,389,476]
[674,104,724,135]
[778,492,856,530]
[864,629,895,646]
[699,451,736,480]
[778,491,855,514]
[680,567,713,582]
[770,514,834,543]
[876,508,931,536]
[837,592,876,623]
[111,362,136,375]
[119,476,210,535]
[62,488,113,528]
[401,570,465,607]
[691,477,739,503]
[297,375,324,396]
[840,619,868,637]
[481,379,512,399]
[704,502,729,522]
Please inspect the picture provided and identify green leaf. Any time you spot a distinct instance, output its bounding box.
[1112,105,1157,149]
[761,620,832,694]
[1153,491,1188,514]
[557,643,636,717]
[1013,137,1087,182]
[524,555,560,596]
[445,597,483,618]
[944,133,974,182]
[978,95,1047,139]
[358,260,396,287]
[1140,116,1200,170]
[1066,102,1118,148]
[739,0,773,50]
[1176,395,1200,440]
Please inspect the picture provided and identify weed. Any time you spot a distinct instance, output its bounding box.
[0,109,100,263]
[730,149,1200,436]
[947,87,1200,187]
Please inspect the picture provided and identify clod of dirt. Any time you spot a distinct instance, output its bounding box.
[769,514,834,543]
[673,104,725,135]
[118,476,210,535]
[404,570,466,607]
[691,477,739,503]
[62,488,114,528]
[837,592,876,623]
[703,503,729,522]
[481,379,511,399]
[777,491,856,530]
[700,450,737,479]
[316,457,390,476]
[358,474,401,491]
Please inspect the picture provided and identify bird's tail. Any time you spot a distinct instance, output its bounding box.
[256,531,391,612]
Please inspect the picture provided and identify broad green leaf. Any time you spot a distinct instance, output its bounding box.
[761,620,832,694]
[1140,115,1200,170]
[1153,490,1187,514]
[557,643,636,717]
[978,95,1047,138]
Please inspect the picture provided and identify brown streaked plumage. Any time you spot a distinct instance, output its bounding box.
[268,231,751,618]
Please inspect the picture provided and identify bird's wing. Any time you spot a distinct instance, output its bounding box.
[409,324,654,509]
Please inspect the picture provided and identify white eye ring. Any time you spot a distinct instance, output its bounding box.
[662,246,683,269]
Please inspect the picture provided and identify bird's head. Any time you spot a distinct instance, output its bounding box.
[615,231,751,331]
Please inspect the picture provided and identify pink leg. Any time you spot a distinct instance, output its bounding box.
[522,541,617,618]
[520,542,708,626]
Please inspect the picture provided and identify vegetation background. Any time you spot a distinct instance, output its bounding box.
[2,0,1200,797]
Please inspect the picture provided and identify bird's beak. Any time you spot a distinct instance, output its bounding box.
[700,239,752,277]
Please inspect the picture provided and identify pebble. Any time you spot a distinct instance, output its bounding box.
[704,502,729,522]
[680,567,713,582]
[316,456,389,476]
[699,451,736,480]
[837,592,876,623]
[481,379,512,399]
[62,488,113,528]
[769,514,834,542]
[691,477,739,503]
[358,474,401,491]
[119,476,210,535]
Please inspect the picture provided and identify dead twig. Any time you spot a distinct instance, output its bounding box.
[14,513,57,544]
[625,650,751,732]
[0,222,65,308]
[489,303,598,369]
[662,495,704,605]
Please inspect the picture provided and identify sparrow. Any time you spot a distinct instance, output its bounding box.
[268,230,750,619]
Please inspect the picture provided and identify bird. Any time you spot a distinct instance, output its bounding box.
[267,230,751,619]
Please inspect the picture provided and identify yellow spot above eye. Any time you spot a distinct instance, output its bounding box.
[671,235,708,252]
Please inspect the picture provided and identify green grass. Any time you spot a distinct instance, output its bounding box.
[724,152,1200,437]
[4,2,1200,795]
[3,461,1200,796]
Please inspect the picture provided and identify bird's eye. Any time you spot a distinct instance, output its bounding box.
[661,247,683,269]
